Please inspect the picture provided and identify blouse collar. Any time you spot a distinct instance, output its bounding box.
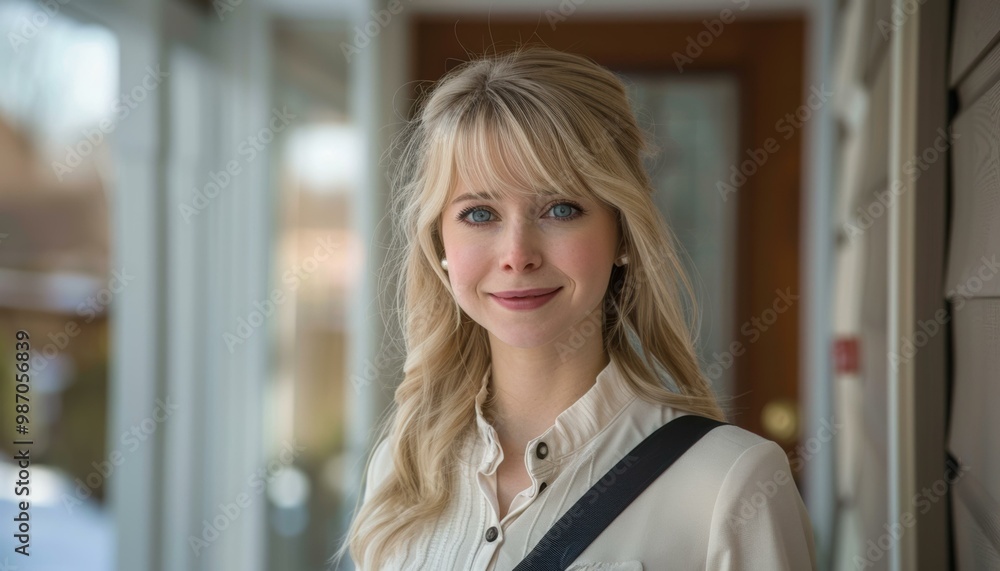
[471,356,637,472]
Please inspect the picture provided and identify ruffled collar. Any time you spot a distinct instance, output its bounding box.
[470,356,637,473]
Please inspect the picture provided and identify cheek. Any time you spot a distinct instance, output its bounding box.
[448,249,487,297]
[442,225,478,283]
[562,239,614,285]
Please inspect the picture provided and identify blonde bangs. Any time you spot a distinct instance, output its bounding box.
[449,91,595,204]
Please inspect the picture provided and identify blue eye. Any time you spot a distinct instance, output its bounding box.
[551,203,575,218]
[468,208,493,223]
[455,201,586,227]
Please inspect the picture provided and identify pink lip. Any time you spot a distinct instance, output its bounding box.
[491,287,561,298]
[490,287,562,310]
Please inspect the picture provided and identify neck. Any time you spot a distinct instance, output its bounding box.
[484,334,611,457]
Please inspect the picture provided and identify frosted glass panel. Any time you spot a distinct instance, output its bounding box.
[625,75,740,399]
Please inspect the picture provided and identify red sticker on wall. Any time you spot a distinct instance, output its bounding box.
[833,337,859,374]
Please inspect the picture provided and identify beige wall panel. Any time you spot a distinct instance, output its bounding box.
[945,80,1000,296]
[948,298,1000,569]
[950,0,1000,86]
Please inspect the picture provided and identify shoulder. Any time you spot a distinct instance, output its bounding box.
[675,417,815,569]
[690,417,776,458]
[664,412,795,499]
[697,420,790,479]
[603,405,814,566]
[626,404,802,512]
[631,402,783,480]
[618,403,798,505]
[696,422,797,502]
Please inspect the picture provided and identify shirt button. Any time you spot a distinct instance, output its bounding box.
[485,526,499,542]
[536,442,548,459]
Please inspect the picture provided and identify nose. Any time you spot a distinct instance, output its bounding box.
[498,222,542,272]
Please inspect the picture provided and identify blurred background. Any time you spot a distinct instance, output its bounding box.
[0,0,994,569]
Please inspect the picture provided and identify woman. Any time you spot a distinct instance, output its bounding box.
[333,45,816,570]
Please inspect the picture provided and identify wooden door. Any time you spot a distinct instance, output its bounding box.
[411,14,806,479]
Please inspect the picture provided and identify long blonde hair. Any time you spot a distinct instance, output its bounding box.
[331,45,729,570]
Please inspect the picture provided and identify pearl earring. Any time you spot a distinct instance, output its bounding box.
[441,258,448,271]
[614,255,629,267]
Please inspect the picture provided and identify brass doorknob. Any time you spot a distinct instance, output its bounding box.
[761,399,798,443]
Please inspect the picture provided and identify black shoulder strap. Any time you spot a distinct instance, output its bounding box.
[513,414,729,571]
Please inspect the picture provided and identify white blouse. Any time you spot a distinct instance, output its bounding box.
[358,358,816,570]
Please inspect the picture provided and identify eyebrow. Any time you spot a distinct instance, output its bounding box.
[450,189,562,205]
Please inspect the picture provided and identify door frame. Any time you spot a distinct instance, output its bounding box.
[410,13,806,458]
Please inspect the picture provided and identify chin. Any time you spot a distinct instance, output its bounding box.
[486,323,569,349]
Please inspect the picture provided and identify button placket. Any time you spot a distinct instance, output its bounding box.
[526,440,553,500]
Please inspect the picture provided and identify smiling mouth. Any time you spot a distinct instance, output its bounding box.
[489,287,562,310]
[491,287,561,299]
